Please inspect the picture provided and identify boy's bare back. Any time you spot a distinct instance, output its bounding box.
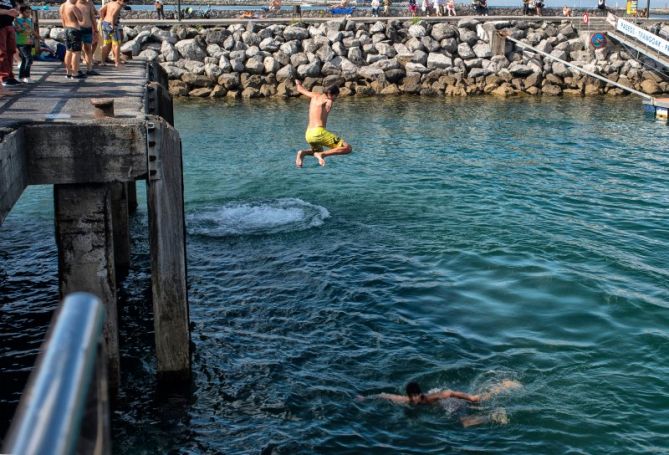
[307,94,333,129]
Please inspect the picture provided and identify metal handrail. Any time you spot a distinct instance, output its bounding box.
[2,293,106,455]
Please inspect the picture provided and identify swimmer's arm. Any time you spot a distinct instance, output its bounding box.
[438,390,481,403]
[295,80,316,98]
[374,393,410,404]
[324,99,333,113]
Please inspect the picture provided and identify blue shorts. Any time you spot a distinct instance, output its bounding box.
[80,27,93,44]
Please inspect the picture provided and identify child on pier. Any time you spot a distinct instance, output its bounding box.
[14,5,38,83]
[0,0,20,87]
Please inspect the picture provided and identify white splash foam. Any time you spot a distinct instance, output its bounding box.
[188,198,330,237]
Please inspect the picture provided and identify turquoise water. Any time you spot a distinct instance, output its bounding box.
[1,96,669,453]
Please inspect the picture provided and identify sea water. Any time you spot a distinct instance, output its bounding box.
[1,96,668,454]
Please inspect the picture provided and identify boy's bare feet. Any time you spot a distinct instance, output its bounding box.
[295,150,307,168]
[314,152,326,166]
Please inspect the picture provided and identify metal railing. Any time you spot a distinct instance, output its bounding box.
[2,293,110,455]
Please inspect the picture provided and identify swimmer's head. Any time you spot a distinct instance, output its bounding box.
[405,382,423,402]
[324,85,340,100]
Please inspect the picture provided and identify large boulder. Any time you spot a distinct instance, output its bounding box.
[358,66,385,81]
[283,26,310,41]
[427,53,452,69]
[457,43,476,59]
[297,61,322,77]
[175,39,207,61]
[431,23,458,41]
[473,43,492,59]
[408,24,426,38]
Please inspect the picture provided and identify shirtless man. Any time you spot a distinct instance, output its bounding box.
[99,0,124,67]
[59,0,85,79]
[295,80,352,167]
[76,0,98,75]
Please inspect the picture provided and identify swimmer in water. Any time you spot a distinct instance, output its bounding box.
[370,381,481,405]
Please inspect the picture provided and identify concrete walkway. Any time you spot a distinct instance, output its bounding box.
[0,60,146,130]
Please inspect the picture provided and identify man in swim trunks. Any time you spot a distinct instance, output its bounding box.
[295,80,352,168]
[76,0,98,75]
[99,0,124,67]
[59,0,86,79]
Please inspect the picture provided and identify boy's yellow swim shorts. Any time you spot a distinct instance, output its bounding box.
[305,127,345,153]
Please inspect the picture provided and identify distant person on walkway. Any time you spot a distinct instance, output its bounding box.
[99,0,124,67]
[562,4,572,16]
[371,0,380,16]
[480,0,488,15]
[522,0,531,15]
[76,0,99,75]
[434,0,444,16]
[60,0,86,79]
[421,0,432,16]
[0,0,19,87]
[597,0,606,15]
[14,5,37,83]
[446,0,456,16]
[295,80,352,168]
[408,0,417,15]
[383,0,391,15]
[267,0,281,14]
[155,0,164,19]
[534,0,543,15]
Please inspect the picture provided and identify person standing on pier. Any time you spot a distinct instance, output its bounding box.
[60,0,86,79]
[0,0,20,87]
[295,81,352,168]
[99,0,124,67]
[155,0,164,20]
[14,5,37,83]
[76,0,99,76]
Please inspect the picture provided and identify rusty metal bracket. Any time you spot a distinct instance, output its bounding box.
[146,122,161,181]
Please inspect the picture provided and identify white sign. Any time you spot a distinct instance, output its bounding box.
[616,18,669,58]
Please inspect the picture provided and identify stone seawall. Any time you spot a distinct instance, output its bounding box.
[41,19,669,99]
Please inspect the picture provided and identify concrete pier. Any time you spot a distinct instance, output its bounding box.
[0,60,191,385]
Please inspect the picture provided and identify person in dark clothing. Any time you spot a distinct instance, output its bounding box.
[0,0,20,86]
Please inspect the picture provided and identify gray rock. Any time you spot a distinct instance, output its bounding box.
[406,37,425,52]
[375,42,396,57]
[535,39,553,54]
[405,62,429,73]
[160,64,185,78]
[427,53,452,69]
[161,41,180,62]
[175,39,207,61]
[259,38,280,52]
[421,36,440,53]
[297,61,322,77]
[431,23,458,40]
[283,26,310,41]
[441,38,458,54]
[412,50,428,65]
[408,24,427,38]
[276,64,296,82]
[552,62,571,77]
[463,58,482,69]
[550,49,568,61]
[230,58,245,73]
[348,47,365,65]
[384,68,405,83]
[358,66,386,81]
[241,31,261,46]
[218,55,232,72]
[321,60,342,76]
[508,63,533,77]
[370,21,386,34]
[327,30,343,43]
[206,44,222,56]
[317,44,335,62]
[204,29,229,45]
[458,29,478,46]
[457,43,475,59]
[204,63,223,80]
[372,58,400,71]
[183,60,205,74]
[280,41,300,56]
[332,42,346,56]
[245,55,265,74]
[121,39,141,56]
[138,49,159,61]
[473,42,492,58]
[457,18,480,30]
[468,67,492,78]
[290,52,309,67]
[264,56,280,74]
[366,54,386,64]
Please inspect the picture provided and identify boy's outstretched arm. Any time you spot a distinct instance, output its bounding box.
[295,80,315,98]
[440,390,481,403]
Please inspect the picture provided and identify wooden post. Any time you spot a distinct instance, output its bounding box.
[145,117,190,381]
[54,183,120,390]
[111,182,130,280]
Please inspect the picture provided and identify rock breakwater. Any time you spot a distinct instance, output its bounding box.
[42,19,669,98]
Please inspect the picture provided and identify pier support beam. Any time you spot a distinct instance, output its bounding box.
[146,118,190,381]
[111,183,130,280]
[54,184,120,389]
